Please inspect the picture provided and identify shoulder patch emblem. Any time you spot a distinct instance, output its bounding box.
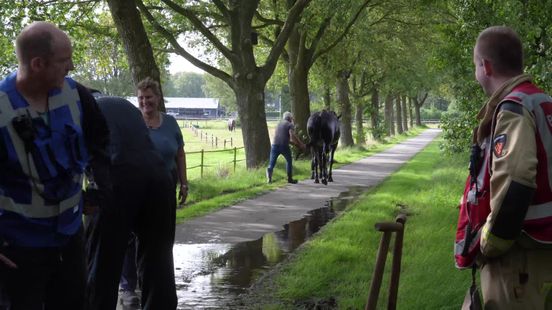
[493,134,507,158]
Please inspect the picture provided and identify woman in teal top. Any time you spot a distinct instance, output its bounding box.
[118,77,188,305]
[138,77,187,198]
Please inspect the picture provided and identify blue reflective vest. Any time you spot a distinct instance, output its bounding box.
[0,72,88,247]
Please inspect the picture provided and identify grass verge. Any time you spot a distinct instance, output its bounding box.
[247,135,470,309]
[177,126,427,223]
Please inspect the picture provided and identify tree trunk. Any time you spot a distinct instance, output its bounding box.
[402,95,408,132]
[288,62,311,139]
[355,97,365,145]
[336,70,354,146]
[107,0,165,110]
[385,93,394,136]
[408,97,414,128]
[324,85,331,110]
[370,87,380,140]
[234,80,271,169]
[396,95,403,134]
[414,96,422,126]
[414,92,428,126]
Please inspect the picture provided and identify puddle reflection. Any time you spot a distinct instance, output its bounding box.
[173,186,366,309]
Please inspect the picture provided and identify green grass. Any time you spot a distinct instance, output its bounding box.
[251,136,471,309]
[177,126,427,223]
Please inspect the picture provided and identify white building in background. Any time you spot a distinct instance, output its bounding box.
[126,97,225,119]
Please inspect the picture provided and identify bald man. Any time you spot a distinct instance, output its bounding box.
[0,22,110,309]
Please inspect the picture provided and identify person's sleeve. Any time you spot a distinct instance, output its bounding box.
[480,101,537,257]
[76,83,112,191]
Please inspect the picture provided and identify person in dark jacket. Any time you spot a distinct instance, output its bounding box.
[84,95,177,310]
[266,111,306,184]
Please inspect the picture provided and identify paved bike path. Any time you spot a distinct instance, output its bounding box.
[174,128,441,244]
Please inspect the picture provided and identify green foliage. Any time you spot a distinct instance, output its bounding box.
[420,106,443,120]
[164,72,206,97]
[202,74,236,113]
[435,0,552,153]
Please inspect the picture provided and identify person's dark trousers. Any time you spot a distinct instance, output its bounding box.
[267,144,293,176]
[85,154,177,310]
[0,228,86,310]
[119,168,178,293]
[120,234,137,291]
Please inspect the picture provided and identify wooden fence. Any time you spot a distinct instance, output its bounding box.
[186,146,245,178]
[183,121,234,149]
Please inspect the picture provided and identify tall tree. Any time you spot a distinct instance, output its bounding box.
[278,0,375,137]
[336,70,354,146]
[395,95,403,134]
[370,87,381,140]
[385,93,394,136]
[401,95,408,131]
[413,92,428,126]
[136,0,311,168]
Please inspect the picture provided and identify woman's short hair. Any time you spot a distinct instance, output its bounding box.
[136,77,161,96]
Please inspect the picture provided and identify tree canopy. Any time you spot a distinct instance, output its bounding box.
[1,0,547,159]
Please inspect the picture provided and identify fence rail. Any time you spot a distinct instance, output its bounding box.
[186,147,246,178]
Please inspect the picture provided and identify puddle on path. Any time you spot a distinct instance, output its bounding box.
[172,186,367,309]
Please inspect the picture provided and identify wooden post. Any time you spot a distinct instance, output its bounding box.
[388,215,407,310]
[233,147,237,172]
[200,149,204,178]
[365,231,392,310]
[224,139,227,149]
[231,137,233,148]
[215,136,218,148]
[365,215,406,310]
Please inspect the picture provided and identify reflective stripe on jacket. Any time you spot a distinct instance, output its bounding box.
[0,72,88,246]
[497,83,552,243]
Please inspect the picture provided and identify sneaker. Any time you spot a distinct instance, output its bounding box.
[120,290,140,307]
[266,169,272,184]
[287,178,298,184]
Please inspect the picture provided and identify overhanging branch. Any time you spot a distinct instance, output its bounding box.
[262,0,311,82]
[313,0,372,63]
[159,0,237,63]
[136,0,234,87]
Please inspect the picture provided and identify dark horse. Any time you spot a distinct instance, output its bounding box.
[306,110,340,185]
[227,118,236,131]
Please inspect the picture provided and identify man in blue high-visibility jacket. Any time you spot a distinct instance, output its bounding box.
[0,21,110,309]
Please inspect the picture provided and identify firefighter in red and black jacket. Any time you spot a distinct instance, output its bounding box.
[456,26,552,309]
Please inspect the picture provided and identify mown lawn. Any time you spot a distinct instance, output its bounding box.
[250,136,470,309]
[177,126,427,223]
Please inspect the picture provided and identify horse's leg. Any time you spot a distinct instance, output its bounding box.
[321,145,328,185]
[310,147,315,179]
[314,148,320,183]
[328,146,336,182]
